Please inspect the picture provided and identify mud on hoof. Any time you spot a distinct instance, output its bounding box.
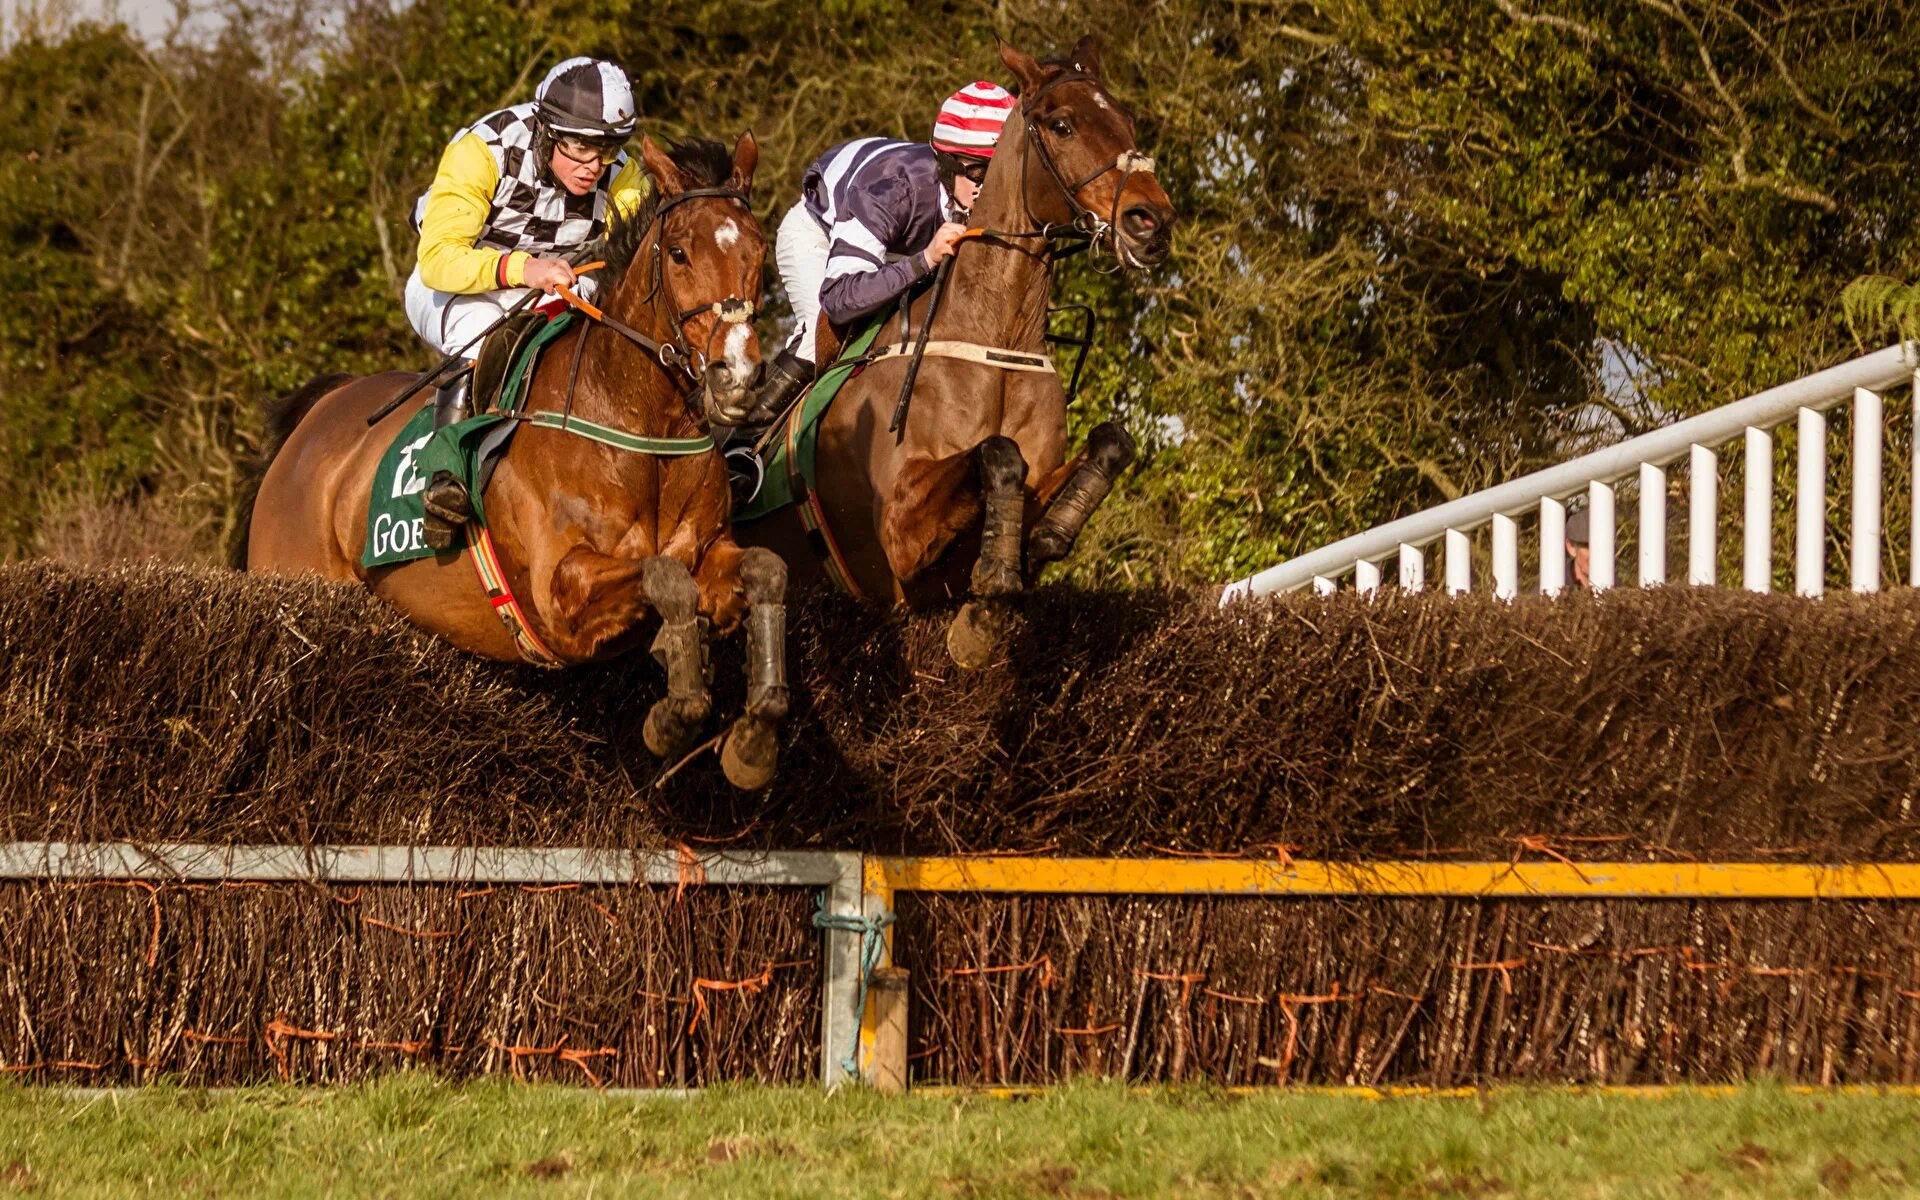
[720,715,779,790]
[947,599,1015,670]
[643,696,711,759]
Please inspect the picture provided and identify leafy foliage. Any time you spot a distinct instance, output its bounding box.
[1,0,1913,579]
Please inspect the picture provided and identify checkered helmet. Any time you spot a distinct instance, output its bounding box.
[535,57,638,140]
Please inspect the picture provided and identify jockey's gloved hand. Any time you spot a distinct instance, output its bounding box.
[523,257,578,294]
[921,222,969,271]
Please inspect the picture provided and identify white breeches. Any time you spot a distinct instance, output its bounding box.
[403,267,593,358]
[774,201,831,365]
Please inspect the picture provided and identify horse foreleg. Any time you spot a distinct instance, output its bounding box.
[1027,421,1135,571]
[638,556,713,759]
[948,436,1029,670]
[711,546,788,791]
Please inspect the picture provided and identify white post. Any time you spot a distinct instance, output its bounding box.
[1689,444,1716,586]
[1588,481,1616,591]
[1445,529,1470,595]
[1492,514,1518,600]
[1355,560,1382,596]
[1399,543,1424,592]
[1852,386,1882,593]
[1539,497,1566,595]
[1912,372,1920,586]
[1639,463,1666,586]
[1745,427,1772,592]
[1797,406,1826,597]
[1312,575,1336,596]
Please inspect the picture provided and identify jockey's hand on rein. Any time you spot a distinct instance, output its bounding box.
[522,257,578,295]
[921,222,970,271]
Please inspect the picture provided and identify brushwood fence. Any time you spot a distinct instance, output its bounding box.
[9,565,1920,1088]
[8,844,1920,1089]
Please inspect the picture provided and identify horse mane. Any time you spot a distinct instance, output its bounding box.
[596,138,737,292]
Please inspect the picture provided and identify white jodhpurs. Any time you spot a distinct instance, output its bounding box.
[774,200,831,365]
[403,268,591,357]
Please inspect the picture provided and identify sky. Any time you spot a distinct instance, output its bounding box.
[0,0,344,46]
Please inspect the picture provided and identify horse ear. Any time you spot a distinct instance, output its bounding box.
[639,134,686,198]
[996,36,1043,92]
[1070,35,1102,77]
[729,130,758,193]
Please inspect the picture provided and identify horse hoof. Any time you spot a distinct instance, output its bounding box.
[1028,526,1073,566]
[643,702,702,760]
[947,601,1010,670]
[720,717,778,790]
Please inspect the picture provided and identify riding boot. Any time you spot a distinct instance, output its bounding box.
[741,349,813,427]
[419,373,474,552]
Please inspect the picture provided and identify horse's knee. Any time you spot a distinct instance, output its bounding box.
[738,546,787,606]
[975,435,1027,493]
[642,556,700,622]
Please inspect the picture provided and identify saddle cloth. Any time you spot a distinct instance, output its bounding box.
[361,312,576,568]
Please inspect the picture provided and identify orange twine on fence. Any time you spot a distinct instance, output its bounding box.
[946,955,1055,991]
[361,915,455,940]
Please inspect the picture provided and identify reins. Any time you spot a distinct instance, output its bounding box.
[554,185,759,392]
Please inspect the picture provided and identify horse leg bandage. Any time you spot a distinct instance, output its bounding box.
[971,436,1029,598]
[1029,422,1136,568]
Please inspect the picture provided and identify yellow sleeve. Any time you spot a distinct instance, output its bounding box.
[416,132,527,294]
[607,156,649,221]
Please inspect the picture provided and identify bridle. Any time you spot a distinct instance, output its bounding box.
[562,185,761,396]
[988,69,1160,268]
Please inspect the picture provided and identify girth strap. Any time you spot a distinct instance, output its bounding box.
[870,340,1057,374]
[503,410,715,456]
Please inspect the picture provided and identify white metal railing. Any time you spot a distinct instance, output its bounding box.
[1220,344,1920,602]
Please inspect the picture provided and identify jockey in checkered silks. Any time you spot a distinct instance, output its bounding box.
[404,56,649,549]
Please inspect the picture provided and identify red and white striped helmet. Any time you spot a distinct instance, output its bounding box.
[931,82,1017,158]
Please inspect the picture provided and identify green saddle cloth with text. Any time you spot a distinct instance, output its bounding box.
[361,313,577,567]
[733,317,887,524]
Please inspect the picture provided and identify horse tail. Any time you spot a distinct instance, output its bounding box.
[228,372,356,569]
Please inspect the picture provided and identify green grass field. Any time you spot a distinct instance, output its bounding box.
[1,1079,1913,1198]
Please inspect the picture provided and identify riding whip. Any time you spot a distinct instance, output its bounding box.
[889,231,980,440]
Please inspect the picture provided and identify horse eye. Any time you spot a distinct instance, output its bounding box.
[1049,117,1075,137]
[668,245,689,265]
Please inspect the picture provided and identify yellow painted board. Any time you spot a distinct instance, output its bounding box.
[916,1084,1920,1101]
[870,858,1920,900]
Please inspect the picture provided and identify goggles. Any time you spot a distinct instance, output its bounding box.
[554,135,624,167]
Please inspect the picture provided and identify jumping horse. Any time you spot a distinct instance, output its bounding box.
[738,37,1176,666]
[237,135,791,789]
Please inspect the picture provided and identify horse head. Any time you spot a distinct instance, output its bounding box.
[997,36,1176,270]
[627,132,766,426]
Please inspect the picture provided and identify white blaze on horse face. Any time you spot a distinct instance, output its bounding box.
[714,219,740,250]
[722,319,754,381]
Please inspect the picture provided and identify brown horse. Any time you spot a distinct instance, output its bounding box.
[238,134,791,788]
[738,38,1175,666]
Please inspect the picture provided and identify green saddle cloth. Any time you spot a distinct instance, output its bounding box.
[734,318,888,524]
[362,313,577,568]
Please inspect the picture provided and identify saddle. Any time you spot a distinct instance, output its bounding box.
[470,310,552,416]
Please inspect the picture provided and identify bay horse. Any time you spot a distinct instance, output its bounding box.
[237,134,790,789]
[737,37,1176,667]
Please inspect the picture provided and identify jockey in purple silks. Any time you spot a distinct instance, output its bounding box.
[742,81,1018,424]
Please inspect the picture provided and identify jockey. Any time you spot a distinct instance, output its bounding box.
[404,56,648,549]
[745,81,1017,423]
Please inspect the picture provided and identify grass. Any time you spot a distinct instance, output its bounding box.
[0,1079,1914,1198]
